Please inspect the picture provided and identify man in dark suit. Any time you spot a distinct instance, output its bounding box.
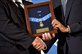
[51,0,82,54]
[0,0,47,54]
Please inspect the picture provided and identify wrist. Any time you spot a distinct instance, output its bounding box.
[65,27,69,33]
[65,25,71,33]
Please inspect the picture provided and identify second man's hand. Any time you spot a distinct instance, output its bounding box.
[52,19,69,33]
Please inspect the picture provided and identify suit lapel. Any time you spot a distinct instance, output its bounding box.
[8,0,24,23]
[11,2,23,20]
[65,0,74,23]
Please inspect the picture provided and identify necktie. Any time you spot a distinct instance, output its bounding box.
[15,2,24,15]
[15,1,25,23]
[61,0,67,15]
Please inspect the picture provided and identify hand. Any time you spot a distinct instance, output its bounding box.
[32,37,47,51]
[42,33,55,41]
[52,19,69,33]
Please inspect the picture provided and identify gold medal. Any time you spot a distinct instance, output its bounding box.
[40,21,44,27]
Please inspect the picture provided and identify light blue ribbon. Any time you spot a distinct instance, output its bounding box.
[29,13,51,22]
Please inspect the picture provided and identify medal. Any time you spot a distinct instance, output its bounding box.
[40,21,44,27]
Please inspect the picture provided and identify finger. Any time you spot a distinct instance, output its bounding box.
[42,33,48,41]
[36,44,42,50]
[35,43,41,49]
[52,21,58,27]
[52,23,56,27]
[52,22,56,27]
[44,33,49,41]
[34,44,38,49]
[32,37,39,48]
[38,47,44,51]
[38,44,46,51]
[32,41,37,47]
[54,25,59,29]
[42,33,52,41]
[47,32,52,40]
[36,41,46,51]
[42,34,46,40]
[52,33,55,38]
[52,19,56,25]
[54,27,58,30]
[36,45,43,51]
[52,19,60,27]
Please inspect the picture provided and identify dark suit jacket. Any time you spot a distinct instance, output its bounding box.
[63,0,82,54]
[0,0,39,54]
[52,0,82,54]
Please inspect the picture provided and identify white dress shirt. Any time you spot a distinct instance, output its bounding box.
[25,0,32,2]
[12,0,24,8]
[61,0,67,15]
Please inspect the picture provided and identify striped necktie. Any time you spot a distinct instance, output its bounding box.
[61,0,67,15]
[15,1,25,23]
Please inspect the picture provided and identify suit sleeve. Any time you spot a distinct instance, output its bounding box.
[0,2,35,49]
[69,21,82,33]
[68,0,82,34]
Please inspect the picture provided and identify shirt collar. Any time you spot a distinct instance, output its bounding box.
[12,0,15,3]
[26,0,32,2]
[12,0,22,4]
